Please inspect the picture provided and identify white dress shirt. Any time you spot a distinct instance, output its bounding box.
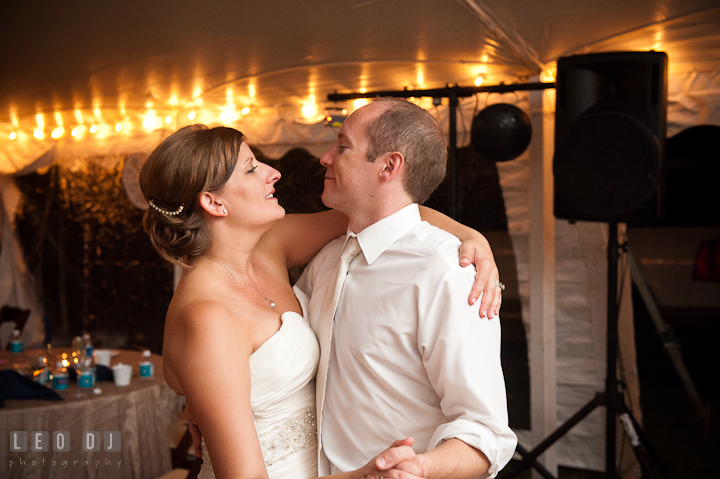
[295,204,517,478]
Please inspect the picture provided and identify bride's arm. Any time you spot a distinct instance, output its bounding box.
[261,210,349,268]
[171,302,269,479]
[263,207,501,317]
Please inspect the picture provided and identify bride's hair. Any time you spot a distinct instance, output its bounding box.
[139,124,245,268]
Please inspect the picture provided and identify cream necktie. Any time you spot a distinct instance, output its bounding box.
[321,236,362,324]
[315,236,362,457]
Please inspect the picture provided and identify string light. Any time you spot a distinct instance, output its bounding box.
[4,93,370,145]
[301,95,318,119]
[71,125,87,138]
[540,68,556,82]
[142,109,162,130]
[475,76,484,86]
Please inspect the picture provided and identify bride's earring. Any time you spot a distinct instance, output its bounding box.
[223,208,228,214]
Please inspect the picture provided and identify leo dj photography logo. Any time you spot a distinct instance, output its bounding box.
[8,431,122,471]
[10,431,121,452]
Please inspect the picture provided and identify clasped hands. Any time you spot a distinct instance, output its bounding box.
[357,437,427,479]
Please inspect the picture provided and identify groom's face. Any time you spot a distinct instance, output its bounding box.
[319,103,385,214]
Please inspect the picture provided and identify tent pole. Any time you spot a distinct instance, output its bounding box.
[449,90,458,219]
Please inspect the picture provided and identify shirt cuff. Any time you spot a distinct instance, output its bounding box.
[427,419,509,478]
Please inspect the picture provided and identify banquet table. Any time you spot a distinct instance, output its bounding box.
[0,348,180,479]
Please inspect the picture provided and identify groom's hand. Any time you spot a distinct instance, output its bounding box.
[183,402,203,457]
[365,437,426,478]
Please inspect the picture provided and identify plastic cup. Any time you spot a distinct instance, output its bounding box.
[112,363,132,386]
[95,349,112,367]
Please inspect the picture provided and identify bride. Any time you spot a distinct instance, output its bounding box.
[140,124,500,479]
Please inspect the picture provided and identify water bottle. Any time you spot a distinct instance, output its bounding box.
[53,360,69,390]
[34,343,53,385]
[9,329,23,353]
[139,350,154,379]
[78,334,96,388]
[33,350,51,385]
[82,332,94,359]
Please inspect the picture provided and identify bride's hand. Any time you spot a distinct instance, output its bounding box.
[357,437,426,479]
[459,237,502,319]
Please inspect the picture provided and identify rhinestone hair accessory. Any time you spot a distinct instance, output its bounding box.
[148,199,184,216]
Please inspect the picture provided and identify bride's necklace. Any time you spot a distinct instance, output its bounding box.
[203,255,276,309]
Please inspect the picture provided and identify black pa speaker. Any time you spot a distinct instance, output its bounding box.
[553,51,668,223]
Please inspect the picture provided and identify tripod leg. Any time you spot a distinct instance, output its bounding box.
[627,250,710,426]
[616,403,674,479]
[501,394,604,479]
[513,444,557,479]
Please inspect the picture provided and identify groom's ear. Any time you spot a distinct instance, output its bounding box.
[199,192,227,217]
[378,151,405,183]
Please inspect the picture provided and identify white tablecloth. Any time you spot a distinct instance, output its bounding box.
[0,350,179,479]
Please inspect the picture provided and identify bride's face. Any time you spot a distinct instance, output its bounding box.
[220,142,284,227]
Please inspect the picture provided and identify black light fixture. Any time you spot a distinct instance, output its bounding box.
[471,103,532,162]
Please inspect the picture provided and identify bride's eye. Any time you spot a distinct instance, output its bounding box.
[247,164,258,174]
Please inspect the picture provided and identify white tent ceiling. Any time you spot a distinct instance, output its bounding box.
[1,0,719,170]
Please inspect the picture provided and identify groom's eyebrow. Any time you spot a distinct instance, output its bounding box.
[337,132,351,144]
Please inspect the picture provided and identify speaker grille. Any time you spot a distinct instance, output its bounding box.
[554,111,662,220]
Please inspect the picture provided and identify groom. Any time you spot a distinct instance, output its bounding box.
[295,97,517,478]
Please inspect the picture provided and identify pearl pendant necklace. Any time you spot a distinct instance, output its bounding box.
[203,256,276,309]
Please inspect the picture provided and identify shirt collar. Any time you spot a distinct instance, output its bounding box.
[344,203,421,265]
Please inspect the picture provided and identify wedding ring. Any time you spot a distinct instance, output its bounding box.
[496,281,505,291]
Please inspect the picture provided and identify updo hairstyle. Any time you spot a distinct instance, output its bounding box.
[139,124,245,267]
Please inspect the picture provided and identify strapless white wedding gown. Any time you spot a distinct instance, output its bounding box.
[198,289,320,479]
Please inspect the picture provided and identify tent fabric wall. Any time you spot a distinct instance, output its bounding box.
[0,175,45,347]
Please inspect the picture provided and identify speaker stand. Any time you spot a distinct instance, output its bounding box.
[501,223,670,479]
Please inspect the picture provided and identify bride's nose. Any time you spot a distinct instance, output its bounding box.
[266,166,281,184]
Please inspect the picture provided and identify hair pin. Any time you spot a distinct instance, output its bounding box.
[148,199,184,216]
